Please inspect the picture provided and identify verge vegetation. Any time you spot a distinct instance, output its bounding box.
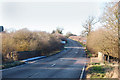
[2,28,66,64]
[82,2,119,62]
[79,2,119,79]
[86,64,115,78]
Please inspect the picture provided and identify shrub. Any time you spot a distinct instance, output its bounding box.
[2,28,63,62]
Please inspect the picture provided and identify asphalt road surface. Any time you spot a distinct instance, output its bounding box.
[2,39,88,79]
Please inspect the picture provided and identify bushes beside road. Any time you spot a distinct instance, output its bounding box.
[85,2,118,62]
[2,28,65,63]
[87,28,118,59]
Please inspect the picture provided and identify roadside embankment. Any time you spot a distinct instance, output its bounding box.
[1,39,69,70]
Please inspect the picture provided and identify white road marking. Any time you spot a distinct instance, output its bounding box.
[75,52,78,53]
[0,64,25,71]
[28,61,36,63]
[79,63,86,80]
[51,64,56,66]
[60,59,63,61]
[0,56,46,71]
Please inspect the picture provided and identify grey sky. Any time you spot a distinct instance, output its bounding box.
[0,0,112,35]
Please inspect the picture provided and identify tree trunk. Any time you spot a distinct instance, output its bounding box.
[107,55,110,63]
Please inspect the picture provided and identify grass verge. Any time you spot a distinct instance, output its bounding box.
[87,65,106,78]
[78,42,86,47]
[86,63,114,78]
[70,39,86,47]
[1,61,25,69]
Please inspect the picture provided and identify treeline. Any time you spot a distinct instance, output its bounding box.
[87,28,118,59]
[2,28,65,63]
[82,2,118,61]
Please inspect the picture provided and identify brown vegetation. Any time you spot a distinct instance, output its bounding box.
[83,2,118,62]
[2,28,65,63]
[87,28,118,58]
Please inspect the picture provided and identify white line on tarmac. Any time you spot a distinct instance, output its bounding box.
[79,63,86,80]
[0,56,46,71]
[0,64,26,72]
[51,64,56,66]
[75,52,78,53]
[60,59,63,61]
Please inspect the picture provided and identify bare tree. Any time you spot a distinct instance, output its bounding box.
[65,32,76,38]
[86,2,119,62]
[52,27,64,34]
[82,16,98,36]
[101,2,118,62]
[101,2,118,33]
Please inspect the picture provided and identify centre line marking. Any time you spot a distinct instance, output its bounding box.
[79,63,86,80]
[51,64,56,66]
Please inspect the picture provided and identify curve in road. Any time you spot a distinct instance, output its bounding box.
[2,39,89,79]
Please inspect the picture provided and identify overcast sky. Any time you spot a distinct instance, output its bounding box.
[0,0,114,35]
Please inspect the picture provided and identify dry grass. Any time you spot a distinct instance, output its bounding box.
[86,63,118,78]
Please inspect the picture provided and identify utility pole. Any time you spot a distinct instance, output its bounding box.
[0,26,3,80]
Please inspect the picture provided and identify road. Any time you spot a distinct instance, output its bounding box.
[2,39,88,79]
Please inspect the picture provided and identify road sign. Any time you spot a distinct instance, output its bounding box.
[0,26,4,32]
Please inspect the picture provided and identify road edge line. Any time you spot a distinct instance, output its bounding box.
[79,63,86,80]
[0,56,46,71]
